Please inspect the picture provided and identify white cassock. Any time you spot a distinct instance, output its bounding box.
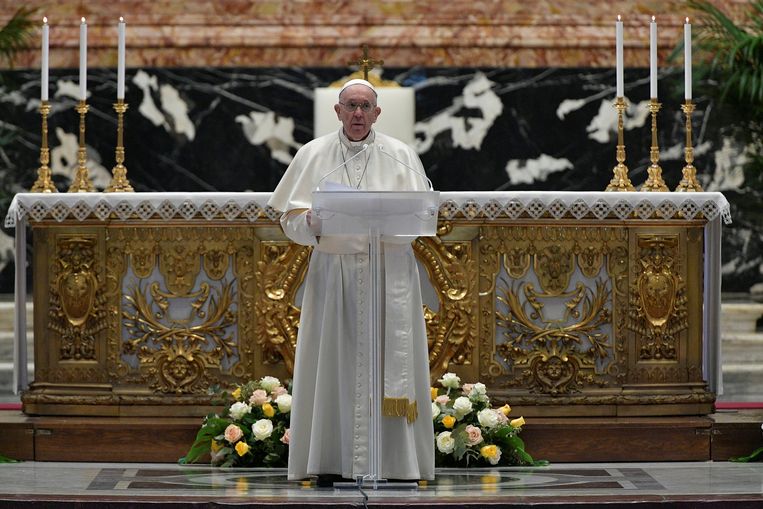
[268,128,435,481]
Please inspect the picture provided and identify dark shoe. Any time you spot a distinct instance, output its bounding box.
[316,474,345,487]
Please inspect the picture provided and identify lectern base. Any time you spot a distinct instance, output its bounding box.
[334,478,420,490]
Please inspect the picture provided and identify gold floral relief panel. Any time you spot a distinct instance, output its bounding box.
[107,226,256,395]
[484,225,629,396]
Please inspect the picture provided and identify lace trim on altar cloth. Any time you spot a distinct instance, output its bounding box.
[4,191,731,228]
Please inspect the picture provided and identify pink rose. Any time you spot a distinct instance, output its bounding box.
[435,395,450,405]
[464,424,483,446]
[280,428,290,445]
[249,389,271,406]
[224,424,243,444]
[271,386,288,397]
[461,383,474,396]
[495,409,509,425]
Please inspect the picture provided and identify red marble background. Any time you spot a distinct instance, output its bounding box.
[0,0,749,70]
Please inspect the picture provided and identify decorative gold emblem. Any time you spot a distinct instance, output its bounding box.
[535,245,574,295]
[628,236,687,360]
[50,236,106,361]
[57,244,97,327]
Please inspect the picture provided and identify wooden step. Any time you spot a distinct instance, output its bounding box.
[1,411,760,464]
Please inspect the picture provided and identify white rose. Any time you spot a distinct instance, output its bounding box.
[275,393,292,413]
[438,372,461,389]
[436,431,455,454]
[229,401,252,421]
[252,419,274,441]
[469,382,489,403]
[431,402,441,420]
[259,376,281,393]
[477,408,500,428]
[452,396,473,418]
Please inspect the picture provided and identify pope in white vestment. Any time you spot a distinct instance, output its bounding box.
[268,79,435,481]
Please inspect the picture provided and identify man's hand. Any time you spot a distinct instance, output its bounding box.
[306,209,322,235]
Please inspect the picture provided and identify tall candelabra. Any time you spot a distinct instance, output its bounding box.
[675,100,703,192]
[106,100,134,192]
[640,99,668,191]
[68,100,95,192]
[605,97,635,192]
[30,101,57,192]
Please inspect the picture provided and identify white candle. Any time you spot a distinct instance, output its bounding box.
[616,15,624,97]
[117,17,125,99]
[79,17,87,101]
[685,17,692,100]
[650,16,657,99]
[41,17,49,101]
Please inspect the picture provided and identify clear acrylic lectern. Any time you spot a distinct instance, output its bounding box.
[312,189,439,489]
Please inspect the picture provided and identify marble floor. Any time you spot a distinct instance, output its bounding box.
[0,461,762,508]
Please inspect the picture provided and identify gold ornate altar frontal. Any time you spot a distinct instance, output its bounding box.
[8,192,729,417]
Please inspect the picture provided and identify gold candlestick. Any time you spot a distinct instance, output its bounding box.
[106,100,134,192]
[68,100,95,192]
[675,100,703,192]
[605,97,635,192]
[30,101,57,193]
[640,99,668,191]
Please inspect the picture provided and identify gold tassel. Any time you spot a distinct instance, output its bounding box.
[382,397,418,423]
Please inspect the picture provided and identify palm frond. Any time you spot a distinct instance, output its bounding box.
[0,6,37,67]
[687,0,763,112]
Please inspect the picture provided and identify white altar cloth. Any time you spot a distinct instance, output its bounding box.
[5,191,730,396]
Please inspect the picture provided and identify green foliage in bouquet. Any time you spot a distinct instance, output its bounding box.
[431,372,547,467]
[181,376,291,468]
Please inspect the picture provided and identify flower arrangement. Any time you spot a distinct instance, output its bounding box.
[182,376,291,468]
[183,372,544,469]
[432,372,545,467]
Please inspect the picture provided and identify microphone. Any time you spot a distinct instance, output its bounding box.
[377,144,434,190]
[316,143,370,190]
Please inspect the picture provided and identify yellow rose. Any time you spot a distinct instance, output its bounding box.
[210,440,221,453]
[500,404,511,416]
[235,441,250,456]
[510,416,525,428]
[480,444,499,460]
[231,387,242,400]
[262,403,275,418]
[430,387,438,401]
[442,415,456,429]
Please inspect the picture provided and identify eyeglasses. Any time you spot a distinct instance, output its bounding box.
[338,101,375,113]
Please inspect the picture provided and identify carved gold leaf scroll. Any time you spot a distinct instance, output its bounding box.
[497,278,612,395]
[415,231,477,380]
[627,235,687,361]
[49,236,107,361]
[122,279,237,394]
[255,242,311,375]
[485,225,627,395]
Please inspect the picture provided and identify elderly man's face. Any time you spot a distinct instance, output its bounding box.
[335,85,381,141]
